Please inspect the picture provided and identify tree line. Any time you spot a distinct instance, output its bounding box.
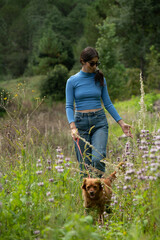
[0,0,160,101]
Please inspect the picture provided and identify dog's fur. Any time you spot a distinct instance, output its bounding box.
[81,163,124,224]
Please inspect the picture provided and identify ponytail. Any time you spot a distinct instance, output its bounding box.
[95,69,104,86]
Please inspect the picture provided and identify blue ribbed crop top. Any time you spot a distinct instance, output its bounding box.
[65,70,121,124]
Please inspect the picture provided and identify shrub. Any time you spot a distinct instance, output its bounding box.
[40,64,69,101]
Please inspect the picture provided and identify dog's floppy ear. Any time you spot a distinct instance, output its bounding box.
[81,178,87,190]
[95,179,103,190]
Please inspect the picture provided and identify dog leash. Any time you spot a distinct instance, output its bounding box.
[76,138,91,178]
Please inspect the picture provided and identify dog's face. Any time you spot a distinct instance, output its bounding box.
[81,178,102,199]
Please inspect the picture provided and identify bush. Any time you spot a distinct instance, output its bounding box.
[144,93,160,112]
[40,64,69,101]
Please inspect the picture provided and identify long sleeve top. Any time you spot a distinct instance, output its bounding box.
[65,70,121,124]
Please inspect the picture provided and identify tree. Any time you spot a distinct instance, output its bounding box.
[96,21,128,100]
[84,0,112,46]
[115,0,160,76]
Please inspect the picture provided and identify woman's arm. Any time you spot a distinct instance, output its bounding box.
[102,78,133,138]
[66,78,75,124]
[66,78,79,140]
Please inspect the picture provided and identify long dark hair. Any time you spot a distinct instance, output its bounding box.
[80,46,104,86]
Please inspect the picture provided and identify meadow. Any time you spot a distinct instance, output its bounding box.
[0,76,160,240]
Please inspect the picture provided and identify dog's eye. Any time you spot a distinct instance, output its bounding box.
[86,186,90,190]
[94,186,97,189]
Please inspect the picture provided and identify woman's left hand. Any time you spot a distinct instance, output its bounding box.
[118,120,133,138]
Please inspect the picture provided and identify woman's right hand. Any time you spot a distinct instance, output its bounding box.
[71,128,79,141]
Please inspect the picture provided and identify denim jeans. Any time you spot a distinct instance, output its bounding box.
[74,109,108,178]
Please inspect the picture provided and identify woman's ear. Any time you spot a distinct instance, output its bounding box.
[81,179,87,190]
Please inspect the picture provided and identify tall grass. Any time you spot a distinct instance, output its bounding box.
[0,76,160,239]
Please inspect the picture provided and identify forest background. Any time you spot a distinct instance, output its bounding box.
[0,0,160,102]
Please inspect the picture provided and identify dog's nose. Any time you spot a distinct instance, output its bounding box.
[90,191,94,196]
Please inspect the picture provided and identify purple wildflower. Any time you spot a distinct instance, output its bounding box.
[65,163,70,168]
[150,148,158,153]
[148,176,156,181]
[56,159,64,164]
[150,154,157,159]
[137,175,145,180]
[56,154,64,159]
[141,130,147,133]
[48,198,54,202]
[55,166,62,170]
[36,163,42,167]
[47,159,51,165]
[141,140,147,145]
[142,154,149,158]
[46,166,52,171]
[125,176,131,181]
[126,152,130,155]
[56,146,62,153]
[155,135,160,140]
[46,191,51,196]
[65,157,71,162]
[34,230,40,235]
[155,141,160,146]
[123,185,131,190]
[36,171,42,175]
[38,182,44,186]
[49,178,54,182]
[57,168,64,173]
[126,169,135,175]
[156,172,160,178]
[143,160,148,164]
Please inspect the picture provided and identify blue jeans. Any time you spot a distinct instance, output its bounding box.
[74,109,108,178]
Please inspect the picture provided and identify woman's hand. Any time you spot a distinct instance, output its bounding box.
[118,120,133,138]
[71,128,79,141]
[70,122,79,141]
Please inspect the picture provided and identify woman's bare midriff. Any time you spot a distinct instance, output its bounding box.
[77,108,102,113]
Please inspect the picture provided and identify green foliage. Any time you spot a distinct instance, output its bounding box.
[84,0,111,46]
[126,68,141,97]
[40,64,69,101]
[96,21,128,100]
[144,93,160,112]
[0,0,92,77]
[33,29,74,74]
[61,214,102,240]
[146,46,160,90]
[114,0,160,73]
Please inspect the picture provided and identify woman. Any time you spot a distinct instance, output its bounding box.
[66,47,132,177]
